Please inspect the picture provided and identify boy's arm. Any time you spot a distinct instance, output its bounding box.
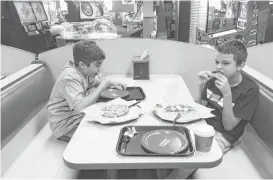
[222,92,241,130]
[214,74,241,130]
[215,74,259,130]
[91,74,126,90]
[195,84,203,104]
[63,78,110,113]
[90,74,104,88]
[195,71,214,105]
[73,81,109,113]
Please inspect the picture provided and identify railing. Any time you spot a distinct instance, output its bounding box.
[1,64,44,93]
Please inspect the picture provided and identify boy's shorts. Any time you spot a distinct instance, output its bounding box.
[57,121,81,142]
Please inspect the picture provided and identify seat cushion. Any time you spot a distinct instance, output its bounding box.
[3,123,80,179]
[192,145,262,179]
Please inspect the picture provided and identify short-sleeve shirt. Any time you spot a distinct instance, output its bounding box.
[46,61,97,138]
[201,73,260,144]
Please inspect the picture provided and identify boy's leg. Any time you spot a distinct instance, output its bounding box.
[57,118,82,142]
[57,125,78,142]
[214,131,231,154]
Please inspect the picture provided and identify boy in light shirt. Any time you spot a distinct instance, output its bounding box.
[47,40,125,142]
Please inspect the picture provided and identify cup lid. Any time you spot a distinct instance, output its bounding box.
[194,125,215,137]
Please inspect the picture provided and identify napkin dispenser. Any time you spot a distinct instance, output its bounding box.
[132,56,150,80]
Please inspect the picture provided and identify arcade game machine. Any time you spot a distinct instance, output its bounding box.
[197,0,245,47]
[264,1,273,43]
[1,1,54,55]
[247,1,270,46]
[196,0,270,48]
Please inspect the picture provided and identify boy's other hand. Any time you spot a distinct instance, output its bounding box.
[110,82,127,91]
[99,78,111,89]
[197,71,214,86]
[214,73,231,96]
[100,78,127,91]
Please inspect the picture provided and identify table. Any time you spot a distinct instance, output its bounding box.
[63,74,223,170]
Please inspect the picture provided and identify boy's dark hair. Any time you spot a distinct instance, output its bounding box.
[217,40,248,65]
[73,40,106,67]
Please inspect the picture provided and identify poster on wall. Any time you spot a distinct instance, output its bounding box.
[13,1,36,24]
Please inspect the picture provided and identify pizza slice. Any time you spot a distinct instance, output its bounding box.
[101,104,129,118]
[164,104,195,112]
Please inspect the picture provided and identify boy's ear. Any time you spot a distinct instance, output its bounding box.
[78,61,86,68]
[237,62,245,71]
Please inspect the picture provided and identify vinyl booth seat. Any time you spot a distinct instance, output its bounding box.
[1,63,80,179]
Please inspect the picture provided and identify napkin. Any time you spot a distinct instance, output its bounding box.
[139,49,149,60]
[194,103,215,119]
[103,97,129,106]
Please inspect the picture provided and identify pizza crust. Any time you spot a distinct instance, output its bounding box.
[100,104,129,118]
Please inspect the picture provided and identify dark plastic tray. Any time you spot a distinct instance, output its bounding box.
[99,86,146,102]
[116,126,195,156]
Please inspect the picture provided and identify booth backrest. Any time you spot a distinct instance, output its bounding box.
[240,87,273,178]
[1,45,36,77]
[1,65,54,146]
[243,42,273,156]
[247,43,273,80]
[251,88,273,151]
[38,38,216,99]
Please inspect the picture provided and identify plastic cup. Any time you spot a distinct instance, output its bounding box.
[194,125,215,152]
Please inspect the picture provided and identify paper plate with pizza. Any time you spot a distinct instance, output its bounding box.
[153,101,215,123]
[81,98,142,125]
